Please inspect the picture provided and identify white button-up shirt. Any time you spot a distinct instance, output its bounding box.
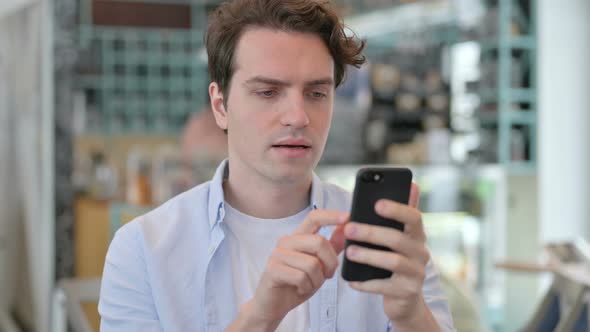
[99,160,456,331]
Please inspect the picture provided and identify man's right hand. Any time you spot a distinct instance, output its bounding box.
[227,210,349,331]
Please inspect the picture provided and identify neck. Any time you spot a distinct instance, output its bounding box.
[223,163,313,219]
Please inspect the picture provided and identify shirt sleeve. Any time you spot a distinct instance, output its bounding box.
[422,259,457,332]
[98,221,163,332]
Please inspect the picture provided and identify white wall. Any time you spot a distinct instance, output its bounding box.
[0,18,18,313]
[539,0,590,242]
[0,0,54,330]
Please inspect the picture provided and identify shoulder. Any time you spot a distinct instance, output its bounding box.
[114,181,212,253]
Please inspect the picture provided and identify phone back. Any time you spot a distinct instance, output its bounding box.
[341,167,412,282]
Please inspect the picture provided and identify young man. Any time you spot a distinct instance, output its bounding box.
[98,0,456,330]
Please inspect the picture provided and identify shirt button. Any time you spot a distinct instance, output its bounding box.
[323,305,335,320]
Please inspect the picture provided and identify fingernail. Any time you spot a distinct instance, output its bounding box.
[376,200,385,213]
[347,246,357,257]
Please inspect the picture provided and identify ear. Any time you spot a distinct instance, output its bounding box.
[209,82,228,130]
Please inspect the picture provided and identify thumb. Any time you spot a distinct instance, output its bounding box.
[409,182,420,208]
[329,223,347,255]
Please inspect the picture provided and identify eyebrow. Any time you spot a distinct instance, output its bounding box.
[306,78,334,87]
[243,76,334,87]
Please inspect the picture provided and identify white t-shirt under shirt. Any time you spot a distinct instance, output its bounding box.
[223,201,312,332]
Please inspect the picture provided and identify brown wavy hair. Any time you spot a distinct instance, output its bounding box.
[205,0,366,97]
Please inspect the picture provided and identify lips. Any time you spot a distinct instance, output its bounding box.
[272,145,309,149]
[271,138,312,149]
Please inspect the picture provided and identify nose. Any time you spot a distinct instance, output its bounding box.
[279,94,310,128]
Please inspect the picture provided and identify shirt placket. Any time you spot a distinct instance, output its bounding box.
[317,225,338,332]
[204,204,226,331]
[319,277,338,332]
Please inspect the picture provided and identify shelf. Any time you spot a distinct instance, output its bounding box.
[366,25,459,52]
[76,23,208,134]
[475,1,538,172]
[345,0,455,39]
[479,35,536,51]
[478,110,536,126]
[509,36,536,50]
[505,161,537,175]
[510,110,536,125]
[344,0,459,51]
[79,75,202,89]
[479,88,536,105]
[372,108,449,124]
[80,25,203,41]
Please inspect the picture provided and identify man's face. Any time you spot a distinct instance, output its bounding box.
[210,28,334,184]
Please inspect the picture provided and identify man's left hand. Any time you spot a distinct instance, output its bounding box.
[343,183,439,330]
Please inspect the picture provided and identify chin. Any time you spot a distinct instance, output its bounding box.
[270,164,314,184]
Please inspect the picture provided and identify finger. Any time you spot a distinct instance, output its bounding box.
[348,278,421,298]
[268,262,314,295]
[349,275,424,299]
[374,200,420,228]
[329,224,347,255]
[344,222,429,262]
[279,234,339,278]
[345,245,425,279]
[373,200,425,240]
[272,249,324,289]
[295,210,348,235]
[349,278,391,295]
[409,182,420,208]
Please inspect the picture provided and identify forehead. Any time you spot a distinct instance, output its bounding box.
[232,28,334,82]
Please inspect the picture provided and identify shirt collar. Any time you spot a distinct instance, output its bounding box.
[310,172,324,210]
[207,159,229,230]
[207,159,325,230]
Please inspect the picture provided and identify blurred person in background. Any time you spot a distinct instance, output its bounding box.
[181,104,228,164]
[98,0,455,330]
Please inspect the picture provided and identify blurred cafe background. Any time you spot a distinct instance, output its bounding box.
[1,0,589,331]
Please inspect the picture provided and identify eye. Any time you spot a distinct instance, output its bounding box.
[309,91,327,99]
[257,90,277,98]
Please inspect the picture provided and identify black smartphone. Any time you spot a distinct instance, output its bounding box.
[341,167,413,282]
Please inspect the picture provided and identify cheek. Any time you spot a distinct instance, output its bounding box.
[311,108,333,135]
[227,107,273,146]
[231,109,273,132]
